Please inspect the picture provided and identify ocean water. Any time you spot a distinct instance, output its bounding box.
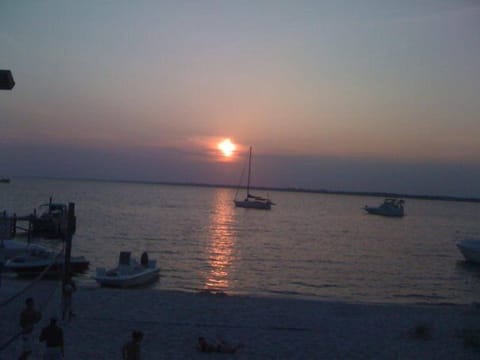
[2,177,480,305]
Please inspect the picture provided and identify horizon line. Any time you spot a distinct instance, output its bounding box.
[10,175,480,204]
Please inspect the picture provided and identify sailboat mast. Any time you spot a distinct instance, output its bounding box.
[247,146,252,195]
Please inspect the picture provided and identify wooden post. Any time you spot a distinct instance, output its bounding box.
[27,213,32,244]
[28,208,37,243]
[62,203,75,321]
[63,203,75,280]
[12,213,16,238]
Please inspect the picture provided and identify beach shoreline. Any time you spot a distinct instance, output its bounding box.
[1,279,480,359]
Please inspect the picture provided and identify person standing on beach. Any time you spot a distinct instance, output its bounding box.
[19,297,42,360]
[62,273,76,321]
[39,317,64,360]
[121,331,143,360]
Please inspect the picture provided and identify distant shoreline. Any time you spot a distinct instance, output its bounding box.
[11,175,480,204]
[150,181,480,204]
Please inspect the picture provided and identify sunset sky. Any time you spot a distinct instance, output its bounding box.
[1,1,480,197]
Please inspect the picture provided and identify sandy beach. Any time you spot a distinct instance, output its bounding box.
[1,279,480,359]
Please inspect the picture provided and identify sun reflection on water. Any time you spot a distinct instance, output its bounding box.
[203,190,237,293]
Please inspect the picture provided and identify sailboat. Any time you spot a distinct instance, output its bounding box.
[234,146,274,210]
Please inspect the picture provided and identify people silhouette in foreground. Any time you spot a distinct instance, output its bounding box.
[197,336,243,354]
[122,330,144,360]
[19,297,42,360]
[39,317,64,359]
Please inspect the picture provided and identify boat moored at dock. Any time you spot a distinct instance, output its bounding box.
[0,240,49,263]
[30,198,69,238]
[4,246,89,277]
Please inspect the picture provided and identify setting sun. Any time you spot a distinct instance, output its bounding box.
[218,138,236,157]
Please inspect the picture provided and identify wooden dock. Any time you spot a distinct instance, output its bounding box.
[0,210,70,240]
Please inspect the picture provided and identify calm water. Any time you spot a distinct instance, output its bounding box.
[2,178,480,305]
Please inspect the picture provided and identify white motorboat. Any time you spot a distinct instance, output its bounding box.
[4,246,89,276]
[456,239,480,264]
[93,251,160,288]
[234,146,274,210]
[0,239,49,262]
[364,198,405,217]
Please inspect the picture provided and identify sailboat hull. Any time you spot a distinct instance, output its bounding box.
[234,199,272,210]
[234,146,275,210]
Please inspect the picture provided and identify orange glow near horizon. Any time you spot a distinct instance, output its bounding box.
[217,138,236,158]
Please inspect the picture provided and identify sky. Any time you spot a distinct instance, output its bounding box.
[1,0,480,197]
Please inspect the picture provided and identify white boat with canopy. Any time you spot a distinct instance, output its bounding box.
[93,251,160,287]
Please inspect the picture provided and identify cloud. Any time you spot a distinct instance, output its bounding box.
[2,142,479,197]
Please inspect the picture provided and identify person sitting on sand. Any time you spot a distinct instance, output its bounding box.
[197,337,243,354]
[122,330,143,360]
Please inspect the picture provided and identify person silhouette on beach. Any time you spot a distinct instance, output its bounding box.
[121,330,143,360]
[39,317,64,359]
[19,297,41,360]
[62,273,76,321]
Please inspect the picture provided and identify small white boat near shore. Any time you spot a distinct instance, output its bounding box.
[456,239,480,264]
[93,251,160,288]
